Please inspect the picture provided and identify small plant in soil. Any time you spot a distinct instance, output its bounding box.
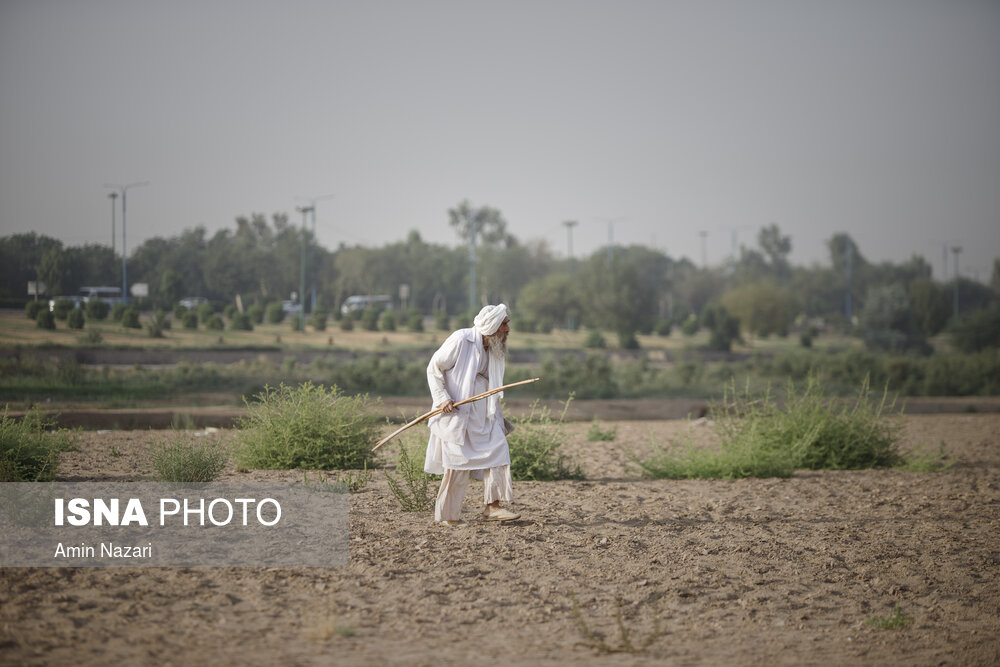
[151,435,229,482]
[506,397,584,481]
[586,417,617,442]
[235,382,381,470]
[866,605,913,630]
[0,406,76,482]
[384,436,437,511]
[569,592,662,654]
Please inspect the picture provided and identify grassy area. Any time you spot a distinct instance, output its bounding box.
[0,309,861,354]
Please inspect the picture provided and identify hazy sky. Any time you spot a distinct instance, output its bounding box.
[1,0,998,281]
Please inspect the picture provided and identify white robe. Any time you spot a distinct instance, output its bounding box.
[424,328,510,474]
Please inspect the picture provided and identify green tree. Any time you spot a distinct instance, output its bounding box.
[720,282,798,337]
[858,283,926,353]
[908,278,950,337]
[159,269,183,306]
[700,303,741,351]
[448,200,512,247]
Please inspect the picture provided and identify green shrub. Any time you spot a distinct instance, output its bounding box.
[618,331,640,349]
[182,311,198,329]
[223,304,237,320]
[339,316,354,331]
[586,418,617,442]
[380,311,397,331]
[655,319,672,337]
[86,299,110,321]
[680,315,700,336]
[951,308,1000,353]
[584,330,606,349]
[121,307,141,329]
[247,304,265,324]
[25,301,45,320]
[79,329,103,345]
[197,302,215,323]
[436,312,451,331]
[265,302,285,324]
[173,304,189,320]
[384,437,437,511]
[146,309,169,338]
[235,382,381,470]
[151,435,228,482]
[52,298,76,320]
[507,399,584,481]
[290,314,302,332]
[205,314,224,331]
[0,407,75,482]
[230,312,253,331]
[361,307,380,331]
[407,313,424,332]
[66,308,85,330]
[701,303,740,351]
[310,309,328,332]
[36,309,55,330]
[631,376,903,479]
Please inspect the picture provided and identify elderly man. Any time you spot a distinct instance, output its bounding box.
[424,304,520,525]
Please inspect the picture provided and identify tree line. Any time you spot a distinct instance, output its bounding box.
[3,201,998,353]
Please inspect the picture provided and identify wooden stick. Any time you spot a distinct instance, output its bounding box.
[372,377,540,451]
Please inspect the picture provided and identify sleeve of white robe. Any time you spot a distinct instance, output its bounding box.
[427,332,461,408]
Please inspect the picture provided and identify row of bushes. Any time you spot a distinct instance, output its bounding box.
[2,346,998,404]
[4,376,936,496]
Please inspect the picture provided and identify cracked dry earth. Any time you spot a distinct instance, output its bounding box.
[1,413,998,665]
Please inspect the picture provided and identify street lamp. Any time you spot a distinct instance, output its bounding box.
[104,181,148,303]
[295,205,314,331]
[296,193,335,311]
[951,246,963,318]
[596,216,626,264]
[108,192,118,253]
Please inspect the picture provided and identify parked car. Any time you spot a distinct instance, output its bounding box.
[341,294,392,316]
[281,300,302,315]
[178,296,208,310]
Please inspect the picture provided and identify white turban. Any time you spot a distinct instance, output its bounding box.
[474,304,508,336]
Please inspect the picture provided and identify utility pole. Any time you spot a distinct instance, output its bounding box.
[845,236,853,321]
[698,230,709,268]
[596,216,626,264]
[952,246,962,318]
[104,181,148,304]
[296,193,335,311]
[722,225,753,261]
[296,206,313,330]
[108,192,118,253]
[562,220,578,260]
[468,217,478,312]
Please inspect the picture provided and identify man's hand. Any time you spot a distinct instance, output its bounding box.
[438,399,456,413]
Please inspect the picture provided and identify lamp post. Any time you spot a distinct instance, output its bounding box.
[562,220,578,260]
[108,192,118,253]
[104,181,148,304]
[952,246,963,319]
[296,193,335,311]
[596,216,626,264]
[296,205,313,331]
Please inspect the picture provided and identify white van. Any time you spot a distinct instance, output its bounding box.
[341,295,393,316]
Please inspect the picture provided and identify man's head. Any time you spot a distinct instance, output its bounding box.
[474,304,510,357]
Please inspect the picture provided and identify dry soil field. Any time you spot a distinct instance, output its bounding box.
[2,414,999,666]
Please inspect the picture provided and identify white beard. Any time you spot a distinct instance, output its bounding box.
[484,333,507,360]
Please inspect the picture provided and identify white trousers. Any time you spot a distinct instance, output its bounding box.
[434,465,513,522]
